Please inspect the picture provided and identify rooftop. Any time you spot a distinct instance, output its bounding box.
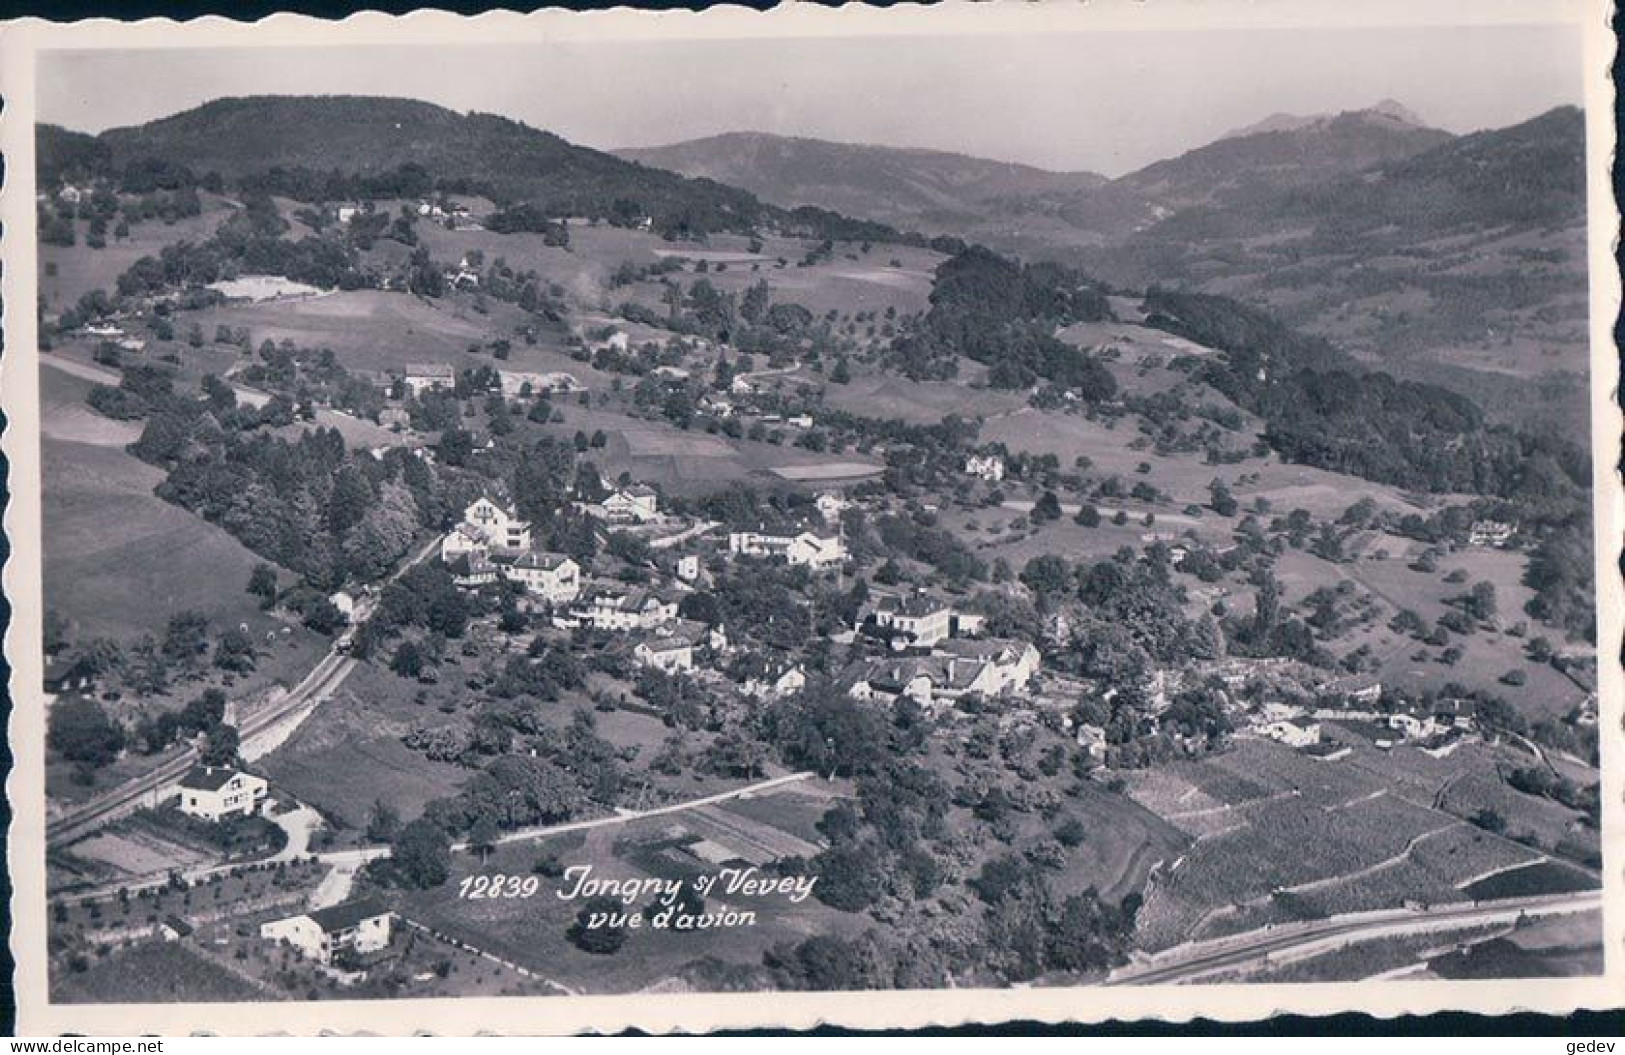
[177,765,243,792]
[307,898,390,934]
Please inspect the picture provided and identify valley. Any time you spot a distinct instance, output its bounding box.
[33,92,1601,1001]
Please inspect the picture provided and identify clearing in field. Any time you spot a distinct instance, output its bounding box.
[40,361,143,448]
[70,828,215,877]
[256,662,470,830]
[42,433,311,650]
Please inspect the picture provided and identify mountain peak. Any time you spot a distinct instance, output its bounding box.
[1367,98,1427,127]
[1221,98,1431,141]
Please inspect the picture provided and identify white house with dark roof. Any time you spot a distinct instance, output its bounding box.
[175,766,269,823]
[260,898,393,965]
[867,592,982,650]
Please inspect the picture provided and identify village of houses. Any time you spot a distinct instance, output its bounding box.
[45,429,1538,1000]
[33,180,1600,998]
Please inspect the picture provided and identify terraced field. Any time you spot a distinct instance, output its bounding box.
[1125,739,1590,952]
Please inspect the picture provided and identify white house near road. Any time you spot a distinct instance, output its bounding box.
[260,898,393,966]
[175,766,269,823]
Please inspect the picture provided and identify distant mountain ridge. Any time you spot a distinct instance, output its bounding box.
[44,95,917,244]
[616,131,1107,230]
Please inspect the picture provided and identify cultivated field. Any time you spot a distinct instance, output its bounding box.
[1124,738,1593,951]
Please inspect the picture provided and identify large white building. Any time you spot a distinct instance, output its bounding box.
[260,899,393,966]
[568,587,680,632]
[727,529,845,570]
[441,497,532,562]
[841,638,1040,711]
[175,766,269,823]
[505,552,581,605]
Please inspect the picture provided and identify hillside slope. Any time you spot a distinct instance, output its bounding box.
[1078,106,1589,429]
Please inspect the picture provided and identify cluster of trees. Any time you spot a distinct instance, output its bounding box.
[888,246,1117,398]
[151,423,439,591]
[1505,765,1600,827]
[483,202,570,244]
[114,192,373,296]
[873,512,986,586]
[1145,290,1591,502]
[237,340,388,423]
[240,162,436,203]
[380,711,627,889]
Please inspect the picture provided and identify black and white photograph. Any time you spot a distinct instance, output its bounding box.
[2,0,1619,1034]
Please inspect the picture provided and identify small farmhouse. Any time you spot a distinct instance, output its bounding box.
[1469,519,1516,547]
[601,485,661,524]
[1261,716,1322,748]
[964,453,1006,482]
[260,898,393,966]
[43,654,98,696]
[403,363,456,397]
[175,766,269,823]
[633,634,695,674]
[742,661,807,701]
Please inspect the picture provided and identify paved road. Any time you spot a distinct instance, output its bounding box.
[1109,889,1602,986]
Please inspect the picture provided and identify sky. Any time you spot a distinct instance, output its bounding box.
[36,22,1583,176]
